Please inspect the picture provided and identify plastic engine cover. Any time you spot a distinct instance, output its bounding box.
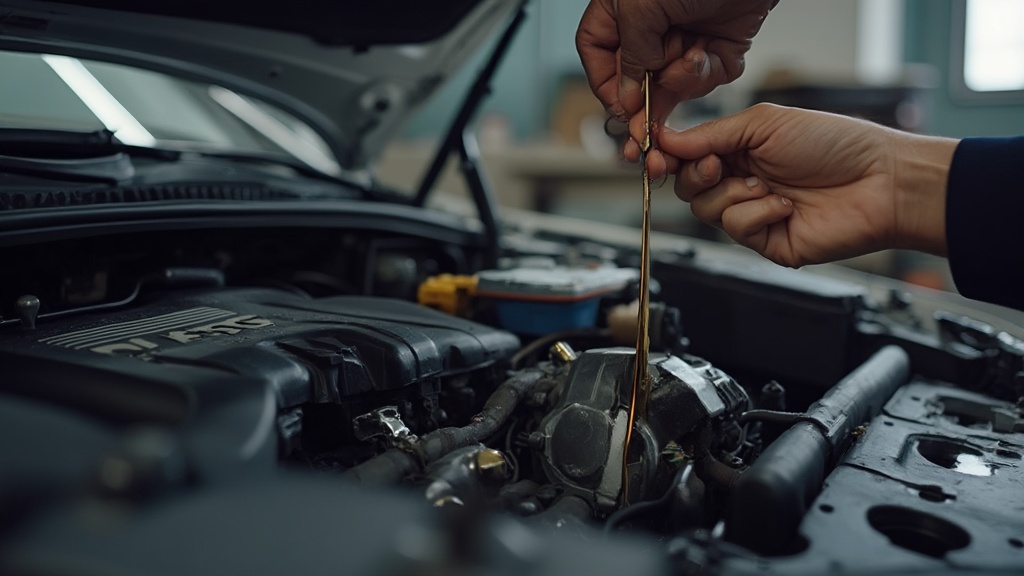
[0,288,520,473]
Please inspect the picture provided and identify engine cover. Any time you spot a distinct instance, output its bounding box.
[0,288,519,476]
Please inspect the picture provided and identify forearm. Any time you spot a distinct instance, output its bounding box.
[891,132,959,256]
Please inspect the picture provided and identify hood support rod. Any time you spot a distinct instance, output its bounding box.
[413,0,528,267]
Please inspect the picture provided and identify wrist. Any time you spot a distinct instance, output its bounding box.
[891,133,959,256]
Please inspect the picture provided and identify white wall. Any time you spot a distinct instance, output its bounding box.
[713,0,862,111]
[402,0,906,138]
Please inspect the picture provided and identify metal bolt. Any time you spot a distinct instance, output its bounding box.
[549,341,578,363]
[474,448,508,482]
[15,295,40,329]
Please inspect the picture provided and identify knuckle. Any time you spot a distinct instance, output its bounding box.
[720,214,742,239]
[722,210,756,239]
[697,159,720,183]
[690,200,712,223]
[689,161,707,183]
[674,182,695,203]
[696,118,721,136]
[574,34,586,53]
[733,179,765,202]
[749,102,781,117]
[671,166,704,199]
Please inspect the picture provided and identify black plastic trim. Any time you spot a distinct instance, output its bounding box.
[0,201,485,247]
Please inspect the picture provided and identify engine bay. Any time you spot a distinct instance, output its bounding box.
[3,218,1024,575]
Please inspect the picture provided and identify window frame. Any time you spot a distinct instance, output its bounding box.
[949,0,1024,105]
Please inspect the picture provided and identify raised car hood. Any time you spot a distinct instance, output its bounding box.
[0,0,520,170]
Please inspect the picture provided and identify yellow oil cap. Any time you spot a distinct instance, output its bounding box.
[417,274,478,317]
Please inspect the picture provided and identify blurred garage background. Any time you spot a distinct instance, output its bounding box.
[374,0,1024,293]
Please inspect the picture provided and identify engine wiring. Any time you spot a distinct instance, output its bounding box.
[503,417,521,484]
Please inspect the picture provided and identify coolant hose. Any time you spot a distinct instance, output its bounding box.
[345,369,544,485]
[725,345,910,555]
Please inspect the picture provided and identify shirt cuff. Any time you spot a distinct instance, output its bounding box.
[946,136,1024,310]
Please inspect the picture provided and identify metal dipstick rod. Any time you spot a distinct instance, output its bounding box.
[622,71,653,505]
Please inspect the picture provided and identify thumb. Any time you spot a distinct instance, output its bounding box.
[658,104,777,160]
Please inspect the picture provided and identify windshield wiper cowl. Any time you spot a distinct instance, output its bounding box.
[0,152,135,185]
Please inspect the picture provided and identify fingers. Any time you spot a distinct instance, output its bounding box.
[658,50,715,101]
[626,85,678,141]
[702,37,749,87]
[655,36,727,102]
[720,193,793,254]
[674,155,723,202]
[627,107,648,152]
[576,0,625,117]
[581,0,775,119]
[689,175,769,224]
[646,150,668,181]
[616,1,673,111]
[621,142,670,182]
[621,82,678,178]
[682,176,793,257]
[620,128,671,181]
[623,138,641,163]
[658,103,782,161]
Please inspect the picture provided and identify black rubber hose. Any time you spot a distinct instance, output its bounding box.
[604,463,691,536]
[736,410,809,426]
[695,452,742,491]
[415,368,543,462]
[724,345,910,555]
[341,448,420,485]
[691,426,743,491]
[530,494,593,533]
[345,369,544,485]
[725,421,828,555]
[806,345,911,462]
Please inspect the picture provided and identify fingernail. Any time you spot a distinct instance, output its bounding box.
[745,176,759,188]
[620,75,640,98]
[780,195,792,207]
[683,53,706,76]
[697,157,711,178]
[699,54,710,76]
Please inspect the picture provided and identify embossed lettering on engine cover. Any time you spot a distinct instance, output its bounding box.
[38,307,274,356]
[161,315,274,344]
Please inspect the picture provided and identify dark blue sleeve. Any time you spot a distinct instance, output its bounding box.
[946,136,1024,310]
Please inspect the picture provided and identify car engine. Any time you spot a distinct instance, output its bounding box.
[3,0,1021,572]
[2,219,1024,576]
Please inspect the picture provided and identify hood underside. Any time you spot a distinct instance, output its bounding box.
[0,0,520,170]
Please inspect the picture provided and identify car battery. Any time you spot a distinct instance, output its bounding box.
[475,265,639,335]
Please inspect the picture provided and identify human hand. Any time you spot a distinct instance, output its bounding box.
[657,103,957,268]
[576,0,776,172]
